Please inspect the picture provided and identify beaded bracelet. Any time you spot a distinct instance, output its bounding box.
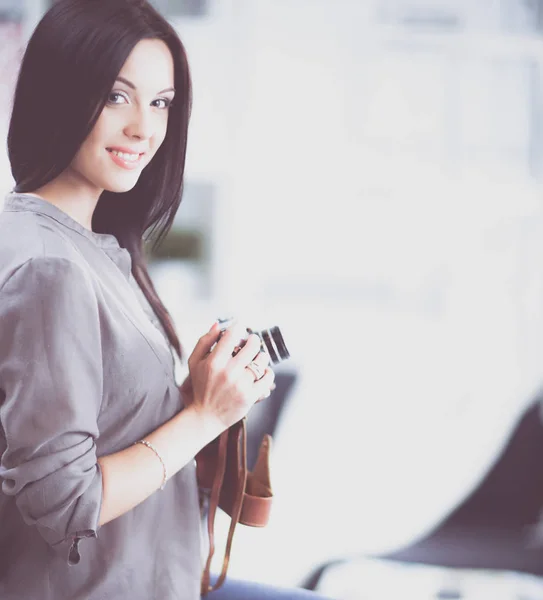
[135,439,168,490]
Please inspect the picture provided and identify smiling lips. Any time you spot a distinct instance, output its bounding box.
[106,147,146,170]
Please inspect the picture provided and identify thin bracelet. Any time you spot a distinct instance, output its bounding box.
[135,440,168,491]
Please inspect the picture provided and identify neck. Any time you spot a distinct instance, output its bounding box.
[28,174,102,232]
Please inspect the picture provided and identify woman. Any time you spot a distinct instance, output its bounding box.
[0,1,331,598]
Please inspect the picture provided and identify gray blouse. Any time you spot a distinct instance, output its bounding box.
[0,193,202,599]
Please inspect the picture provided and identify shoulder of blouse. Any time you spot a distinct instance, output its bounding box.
[0,209,93,292]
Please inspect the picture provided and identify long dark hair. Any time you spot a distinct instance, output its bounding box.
[7,0,191,359]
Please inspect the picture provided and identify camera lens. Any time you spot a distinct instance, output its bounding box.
[258,326,290,365]
[216,318,290,365]
[260,329,278,364]
[270,326,290,361]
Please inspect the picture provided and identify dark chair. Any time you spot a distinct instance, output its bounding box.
[302,394,543,589]
[245,370,297,470]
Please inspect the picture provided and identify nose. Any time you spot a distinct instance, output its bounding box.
[123,105,155,141]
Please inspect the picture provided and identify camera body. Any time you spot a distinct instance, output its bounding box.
[217,317,290,365]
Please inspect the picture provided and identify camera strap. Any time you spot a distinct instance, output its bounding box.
[197,418,273,595]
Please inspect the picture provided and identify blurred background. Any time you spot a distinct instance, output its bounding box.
[3,0,543,598]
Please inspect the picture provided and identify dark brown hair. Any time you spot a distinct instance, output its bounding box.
[8,0,191,358]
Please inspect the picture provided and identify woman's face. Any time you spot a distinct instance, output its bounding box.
[66,39,175,196]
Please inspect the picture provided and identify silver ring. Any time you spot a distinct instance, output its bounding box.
[246,361,265,382]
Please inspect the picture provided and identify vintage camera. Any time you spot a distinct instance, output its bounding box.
[217,317,290,365]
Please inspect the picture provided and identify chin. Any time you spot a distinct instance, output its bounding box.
[104,177,140,194]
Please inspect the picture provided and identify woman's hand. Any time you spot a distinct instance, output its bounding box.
[178,374,194,406]
[187,322,275,431]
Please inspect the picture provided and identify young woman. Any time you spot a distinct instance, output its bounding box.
[0,1,332,598]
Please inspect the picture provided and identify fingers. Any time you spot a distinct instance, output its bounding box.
[256,385,273,403]
[188,322,221,364]
[212,321,248,364]
[253,367,275,398]
[232,333,267,369]
[258,381,276,400]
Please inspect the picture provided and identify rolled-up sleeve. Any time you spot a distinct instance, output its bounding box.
[0,256,104,556]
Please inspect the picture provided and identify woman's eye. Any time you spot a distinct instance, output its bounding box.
[153,98,172,109]
[107,91,128,105]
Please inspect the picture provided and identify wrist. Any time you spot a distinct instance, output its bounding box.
[182,404,226,446]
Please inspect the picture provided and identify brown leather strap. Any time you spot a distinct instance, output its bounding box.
[239,434,272,526]
[199,420,272,595]
[211,420,247,591]
[200,431,228,596]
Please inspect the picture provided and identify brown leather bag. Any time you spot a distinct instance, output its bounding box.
[196,417,273,595]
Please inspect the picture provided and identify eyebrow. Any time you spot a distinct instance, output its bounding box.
[115,76,175,95]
